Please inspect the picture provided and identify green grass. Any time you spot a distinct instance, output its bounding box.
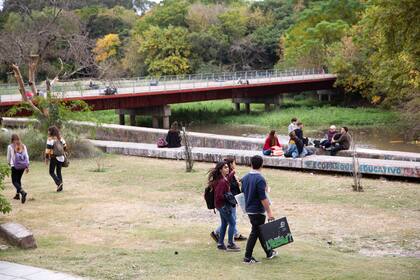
[0,156,419,279]
[70,97,399,131]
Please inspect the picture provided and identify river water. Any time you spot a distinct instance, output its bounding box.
[189,124,420,153]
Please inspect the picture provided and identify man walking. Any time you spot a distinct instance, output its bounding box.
[242,155,278,264]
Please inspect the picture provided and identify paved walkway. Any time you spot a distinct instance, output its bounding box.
[0,261,85,280]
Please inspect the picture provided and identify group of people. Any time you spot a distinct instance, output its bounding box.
[6,126,68,204]
[207,155,277,264]
[262,117,352,158]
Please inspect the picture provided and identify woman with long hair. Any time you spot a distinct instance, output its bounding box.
[6,134,29,203]
[165,121,181,148]
[210,158,247,243]
[45,126,67,192]
[208,161,240,252]
[263,130,282,156]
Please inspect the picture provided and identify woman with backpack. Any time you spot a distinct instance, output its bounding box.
[208,161,240,252]
[211,158,247,243]
[45,126,67,192]
[6,134,29,203]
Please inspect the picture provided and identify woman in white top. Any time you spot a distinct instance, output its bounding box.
[6,134,29,203]
[45,126,66,192]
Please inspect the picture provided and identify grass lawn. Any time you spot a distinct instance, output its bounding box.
[0,155,419,279]
[70,98,399,133]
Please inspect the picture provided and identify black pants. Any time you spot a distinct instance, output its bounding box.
[49,157,63,186]
[11,167,25,194]
[330,144,345,156]
[245,214,272,259]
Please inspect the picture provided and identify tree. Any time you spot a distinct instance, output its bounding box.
[281,0,365,67]
[138,26,191,76]
[94,33,121,63]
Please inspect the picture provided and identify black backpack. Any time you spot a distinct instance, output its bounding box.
[204,186,215,210]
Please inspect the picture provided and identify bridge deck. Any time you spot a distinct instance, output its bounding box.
[0,74,336,112]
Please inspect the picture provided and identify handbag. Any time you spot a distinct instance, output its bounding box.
[259,217,294,250]
[224,191,237,207]
[62,153,70,168]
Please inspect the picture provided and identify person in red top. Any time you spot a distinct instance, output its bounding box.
[208,161,240,252]
[263,130,282,156]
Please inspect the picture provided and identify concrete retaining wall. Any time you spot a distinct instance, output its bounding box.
[91,140,420,178]
[2,117,419,162]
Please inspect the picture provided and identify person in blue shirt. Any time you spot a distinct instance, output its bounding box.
[241,155,278,264]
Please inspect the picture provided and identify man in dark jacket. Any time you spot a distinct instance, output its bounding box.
[330,127,352,156]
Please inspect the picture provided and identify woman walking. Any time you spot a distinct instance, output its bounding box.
[45,126,67,192]
[208,161,240,252]
[6,134,29,203]
[211,158,247,243]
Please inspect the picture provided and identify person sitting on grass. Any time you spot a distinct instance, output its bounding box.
[242,155,277,264]
[211,158,247,243]
[262,130,282,156]
[320,125,337,149]
[165,121,181,148]
[208,161,241,252]
[330,127,352,156]
[287,117,298,134]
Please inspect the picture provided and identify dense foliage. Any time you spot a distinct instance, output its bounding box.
[0,0,418,135]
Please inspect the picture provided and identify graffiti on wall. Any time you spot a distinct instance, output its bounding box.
[303,160,419,178]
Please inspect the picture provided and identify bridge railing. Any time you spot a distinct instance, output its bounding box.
[0,68,330,101]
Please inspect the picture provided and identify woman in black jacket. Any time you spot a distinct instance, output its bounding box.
[165,122,182,148]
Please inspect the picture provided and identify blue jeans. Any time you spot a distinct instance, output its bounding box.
[262,149,272,156]
[217,205,236,245]
[215,206,238,236]
[286,144,299,158]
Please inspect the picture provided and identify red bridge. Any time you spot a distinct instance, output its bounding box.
[0,69,337,127]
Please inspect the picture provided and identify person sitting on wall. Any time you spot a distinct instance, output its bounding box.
[287,117,298,134]
[262,130,283,156]
[285,130,312,158]
[165,121,182,148]
[294,121,309,146]
[320,125,337,149]
[330,127,352,156]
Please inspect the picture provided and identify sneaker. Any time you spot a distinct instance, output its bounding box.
[57,183,63,192]
[234,234,247,241]
[13,193,20,200]
[21,191,27,204]
[217,244,227,250]
[226,243,240,252]
[210,231,219,243]
[267,250,278,259]
[243,257,259,264]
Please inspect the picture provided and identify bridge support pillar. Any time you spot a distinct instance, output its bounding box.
[119,114,125,125]
[117,105,171,129]
[317,90,335,102]
[232,94,284,113]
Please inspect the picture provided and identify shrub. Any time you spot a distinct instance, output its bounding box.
[0,163,11,214]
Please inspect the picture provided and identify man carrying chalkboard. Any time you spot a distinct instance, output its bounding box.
[242,155,278,264]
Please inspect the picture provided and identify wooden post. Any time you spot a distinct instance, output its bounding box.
[235,103,240,112]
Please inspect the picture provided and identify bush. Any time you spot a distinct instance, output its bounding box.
[0,127,102,160]
[0,163,11,214]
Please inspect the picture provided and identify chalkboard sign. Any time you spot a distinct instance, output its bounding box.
[259,217,293,250]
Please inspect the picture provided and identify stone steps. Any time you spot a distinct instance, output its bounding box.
[90,140,420,179]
